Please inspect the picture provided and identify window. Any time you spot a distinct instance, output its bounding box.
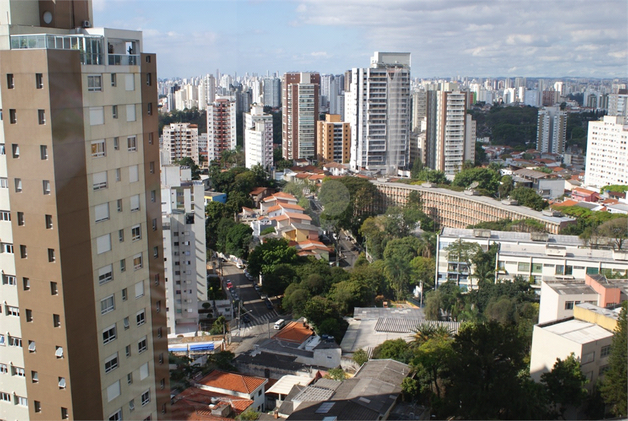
[106,381,121,402]
[9,336,22,347]
[102,324,116,344]
[28,340,35,352]
[148,133,154,144]
[517,262,530,272]
[40,145,48,160]
[601,345,611,358]
[3,243,14,253]
[36,73,43,89]
[156,300,161,312]
[98,264,113,285]
[117,199,123,212]
[135,281,144,298]
[17,212,24,226]
[58,377,66,389]
[95,203,110,222]
[146,73,152,86]
[582,351,595,364]
[136,309,146,326]
[141,390,150,406]
[149,161,155,174]
[7,73,14,88]
[127,372,133,384]
[0,177,6,188]
[115,168,121,181]
[532,263,542,274]
[9,109,16,124]
[118,229,124,242]
[126,104,136,122]
[50,281,58,295]
[35,400,41,413]
[48,248,55,262]
[565,265,573,276]
[20,245,27,258]
[91,139,106,157]
[158,329,163,339]
[125,345,131,357]
[3,274,16,285]
[151,190,156,202]
[140,362,149,380]
[147,103,153,115]
[89,107,104,125]
[152,218,157,231]
[0,363,7,373]
[45,214,53,229]
[112,105,118,119]
[12,144,19,158]
[130,194,140,211]
[129,165,139,183]
[123,317,129,329]
[13,366,25,377]
[104,353,119,373]
[153,246,159,258]
[127,136,137,151]
[101,295,115,315]
[111,73,116,87]
[133,253,143,270]
[120,259,126,272]
[55,346,64,358]
[146,56,151,63]
[122,288,127,301]
[113,137,119,150]
[125,74,135,91]
[6,306,19,316]
[53,314,61,327]
[93,171,107,190]
[14,178,22,192]
[138,337,147,353]
[16,395,27,406]
[38,109,46,125]
[154,274,160,285]
[132,224,141,241]
[25,309,33,322]
[23,277,30,290]
[0,334,5,346]
[61,408,69,419]
[0,392,10,402]
[564,301,574,310]
[599,365,610,376]
[43,180,51,195]
[0,210,9,221]
[88,75,102,91]
[31,371,38,382]
[555,265,565,275]
[96,233,111,254]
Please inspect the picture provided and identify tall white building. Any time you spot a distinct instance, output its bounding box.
[162,122,200,165]
[161,165,206,335]
[0,1,169,419]
[584,116,628,189]
[608,91,628,117]
[207,98,237,162]
[244,105,274,169]
[346,52,411,173]
[536,106,567,154]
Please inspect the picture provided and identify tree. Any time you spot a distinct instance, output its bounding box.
[452,167,500,194]
[237,409,259,421]
[596,217,628,250]
[600,301,627,417]
[372,338,413,363]
[444,239,481,288]
[352,349,368,366]
[325,368,347,381]
[411,328,454,399]
[498,175,514,199]
[541,354,588,419]
[509,186,548,211]
[247,238,298,278]
[224,223,253,258]
[173,157,201,180]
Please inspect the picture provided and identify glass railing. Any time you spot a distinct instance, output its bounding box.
[108,54,139,66]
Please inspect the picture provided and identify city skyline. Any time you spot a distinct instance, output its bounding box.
[96,0,628,79]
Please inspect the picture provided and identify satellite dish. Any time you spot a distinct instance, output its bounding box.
[469,181,479,189]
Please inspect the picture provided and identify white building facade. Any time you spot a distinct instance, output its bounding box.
[244,104,274,169]
[162,122,200,165]
[584,116,628,189]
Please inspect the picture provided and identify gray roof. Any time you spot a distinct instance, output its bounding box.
[234,351,306,372]
[374,318,460,334]
[311,378,342,391]
[292,385,335,403]
[513,168,550,180]
[353,307,424,320]
[544,281,597,296]
[441,227,584,247]
[287,399,381,421]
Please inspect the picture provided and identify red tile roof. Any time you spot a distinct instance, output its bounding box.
[274,321,314,344]
[553,199,578,207]
[170,387,254,421]
[197,370,266,395]
[279,203,305,211]
[249,187,267,195]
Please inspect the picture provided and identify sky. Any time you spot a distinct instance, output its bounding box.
[95,0,628,80]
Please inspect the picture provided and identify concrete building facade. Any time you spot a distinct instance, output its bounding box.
[346,52,411,174]
[207,98,237,162]
[282,72,320,161]
[0,1,169,420]
[161,165,207,335]
[244,104,274,169]
[161,122,199,165]
[584,116,628,189]
[536,106,567,154]
[316,114,350,164]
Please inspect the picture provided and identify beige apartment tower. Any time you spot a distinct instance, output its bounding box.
[282,72,320,161]
[316,114,350,163]
[0,1,169,420]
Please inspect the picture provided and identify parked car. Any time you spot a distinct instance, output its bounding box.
[254,284,262,292]
[265,299,273,310]
[226,281,233,289]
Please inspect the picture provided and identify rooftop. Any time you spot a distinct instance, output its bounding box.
[196,370,266,395]
[440,227,583,247]
[544,281,597,296]
[541,319,613,344]
[266,375,313,396]
[274,321,315,344]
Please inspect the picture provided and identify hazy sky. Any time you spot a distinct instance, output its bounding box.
[95,0,628,80]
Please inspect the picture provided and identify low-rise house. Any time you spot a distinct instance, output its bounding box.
[194,370,268,412]
[572,187,600,202]
[204,191,227,205]
[170,387,256,420]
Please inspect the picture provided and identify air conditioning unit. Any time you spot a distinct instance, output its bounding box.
[82,20,91,28]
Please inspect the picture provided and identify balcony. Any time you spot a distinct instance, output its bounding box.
[108,54,139,65]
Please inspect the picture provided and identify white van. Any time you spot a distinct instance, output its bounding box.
[273,319,286,330]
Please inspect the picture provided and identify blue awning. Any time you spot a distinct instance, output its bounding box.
[189,343,214,351]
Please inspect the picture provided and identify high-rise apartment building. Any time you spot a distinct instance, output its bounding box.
[162,122,199,165]
[207,98,237,162]
[316,114,350,163]
[536,106,567,154]
[282,72,320,161]
[584,116,628,189]
[425,90,476,175]
[608,90,628,117]
[244,105,274,169]
[262,77,281,108]
[346,52,411,174]
[0,1,169,420]
[160,165,206,335]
